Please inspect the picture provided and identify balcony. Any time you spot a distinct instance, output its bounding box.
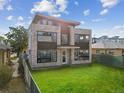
[34,24,59,32]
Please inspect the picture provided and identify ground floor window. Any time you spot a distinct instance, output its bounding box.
[107,49,114,55]
[37,50,57,63]
[74,49,89,60]
[79,49,89,60]
[74,49,80,61]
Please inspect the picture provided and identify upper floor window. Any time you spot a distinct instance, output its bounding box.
[75,34,90,44]
[42,20,47,25]
[48,21,52,25]
[61,33,68,45]
[37,31,57,42]
[85,35,89,40]
[80,35,84,40]
[75,34,80,44]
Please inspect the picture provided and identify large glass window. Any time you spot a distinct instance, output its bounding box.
[37,32,57,42]
[61,34,68,45]
[75,34,80,44]
[74,49,80,61]
[74,49,89,60]
[37,50,57,63]
[79,49,89,60]
[85,35,89,40]
[107,49,114,55]
[75,34,90,44]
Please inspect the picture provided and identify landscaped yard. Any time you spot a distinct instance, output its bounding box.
[32,64,124,93]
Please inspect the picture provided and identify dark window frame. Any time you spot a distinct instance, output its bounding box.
[74,49,89,61]
[61,33,69,45]
[79,49,89,60]
[74,49,80,61]
[37,31,57,42]
[37,50,57,63]
[75,34,90,44]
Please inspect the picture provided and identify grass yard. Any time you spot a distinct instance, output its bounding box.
[32,64,124,93]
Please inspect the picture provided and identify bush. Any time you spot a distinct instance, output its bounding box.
[0,64,12,89]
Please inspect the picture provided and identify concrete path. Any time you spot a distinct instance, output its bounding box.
[12,58,20,78]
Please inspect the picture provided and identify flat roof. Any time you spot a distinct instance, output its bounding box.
[92,41,124,49]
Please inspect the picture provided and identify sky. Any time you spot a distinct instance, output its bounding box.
[0,0,124,37]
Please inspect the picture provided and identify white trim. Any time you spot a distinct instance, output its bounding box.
[58,46,80,49]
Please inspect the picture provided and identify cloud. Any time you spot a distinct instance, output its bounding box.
[30,0,68,17]
[15,16,32,27]
[6,15,13,20]
[15,20,27,27]
[6,5,13,11]
[0,0,6,10]
[97,24,124,37]
[74,1,79,6]
[52,14,61,17]
[113,24,124,30]
[56,0,68,12]
[83,9,90,16]
[31,0,56,14]
[92,18,105,22]
[17,16,24,21]
[80,21,85,25]
[15,21,25,26]
[100,9,108,15]
[0,0,11,10]
[100,0,119,15]
[100,0,119,8]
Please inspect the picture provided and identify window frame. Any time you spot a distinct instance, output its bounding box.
[37,31,57,42]
[37,50,57,63]
[61,33,69,45]
[74,49,89,61]
[75,34,90,44]
[74,48,80,61]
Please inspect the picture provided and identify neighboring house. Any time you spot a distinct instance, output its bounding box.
[28,14,92,69]
[92,41,124,58]
[92,35,124,44]
[0,40,11,65]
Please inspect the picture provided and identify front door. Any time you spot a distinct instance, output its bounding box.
[61,49,69,64]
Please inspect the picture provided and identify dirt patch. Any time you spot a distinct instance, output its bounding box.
[0,77,27,93]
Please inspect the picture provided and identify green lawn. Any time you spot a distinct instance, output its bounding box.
[32,64,124,93]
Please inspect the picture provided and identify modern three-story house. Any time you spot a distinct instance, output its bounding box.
[28,14,92,69]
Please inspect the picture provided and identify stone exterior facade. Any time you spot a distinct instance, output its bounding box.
[28,14,92,69]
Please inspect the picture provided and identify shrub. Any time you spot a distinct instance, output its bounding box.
[0,64,12,89]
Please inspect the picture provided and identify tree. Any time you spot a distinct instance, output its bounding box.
[0,36,5,41]
[0,35,9,45]
[5,26,28,56]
